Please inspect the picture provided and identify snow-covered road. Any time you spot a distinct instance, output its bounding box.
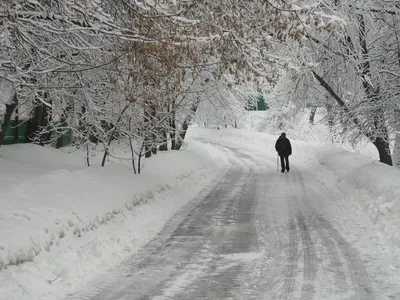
[67,141,380,300]
[254,165,373,299]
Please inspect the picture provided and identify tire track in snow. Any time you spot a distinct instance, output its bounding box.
[287,172,317,300]
[136,162,252,300]
[316,216,375,300]
[65,161,239,300]
[288,169,348,298]
[280,214,298,300]
[285,169,317,300]
[295,171,375,300]
[170,168,258,300]
[296,213,317,300]
[311,212,349,296]
[70,150,260,300]
[251,170,299,300]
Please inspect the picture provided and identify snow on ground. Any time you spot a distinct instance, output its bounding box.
[189,126,400,290]
[0,140,230,300]
[190,125,400,240]
[233,110,400,258]
[1,115,400,300]
[316,147,400,254]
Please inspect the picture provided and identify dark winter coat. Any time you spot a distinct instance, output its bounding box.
[275,136,292,156]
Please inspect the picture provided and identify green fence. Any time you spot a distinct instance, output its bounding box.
[2,120,31,145]
[247,95,268,111]
[2,120,122,147]
[3,120,73,147]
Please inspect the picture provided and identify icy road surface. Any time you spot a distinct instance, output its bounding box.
[67,144,377,300]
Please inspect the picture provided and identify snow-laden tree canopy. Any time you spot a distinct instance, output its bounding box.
[1,0,398,167]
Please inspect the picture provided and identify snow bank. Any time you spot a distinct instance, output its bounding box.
[0,139,229,300]
[316,146,400,257]
[318,147,400,210]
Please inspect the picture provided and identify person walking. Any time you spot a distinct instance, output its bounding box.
[275,133,292,173]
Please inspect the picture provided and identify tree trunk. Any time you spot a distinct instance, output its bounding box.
[138,143,144,174]
[393,129,400,168]
[14,107,19,143]
[393,110,400,168]
[159,128,168,151]
[101,127,117,166]
[175,98,200,150]
[129,137,137,173]
[358,14,392,166]
[144,144,152,158]
[128,117,137,174]
[170,129,176,150]
[33,101,46,145]
[27,98,51,145]
[158,102,168,151]
[169,98,176,150]
[143,100,152,158]
[101,103,130,167]
[370,105,392,165]
[0,93,18,147]
[373,137,393,166]
[309,106,317,125]
[55,134,64,149]
[175,116,190,150]
[151,106,157,155]
[85,142,90,167]
[313,71,392,165]
[151,146,157,155]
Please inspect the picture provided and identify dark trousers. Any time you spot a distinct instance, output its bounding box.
[280,155,289,171]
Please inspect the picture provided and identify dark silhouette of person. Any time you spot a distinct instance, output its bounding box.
[275,133,292,173]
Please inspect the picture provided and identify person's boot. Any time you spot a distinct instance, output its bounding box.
[281,169,285,173]
[286,167,290,172]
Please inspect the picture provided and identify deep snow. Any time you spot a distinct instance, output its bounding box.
[1,116,400,299]
[0,140,229,299]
